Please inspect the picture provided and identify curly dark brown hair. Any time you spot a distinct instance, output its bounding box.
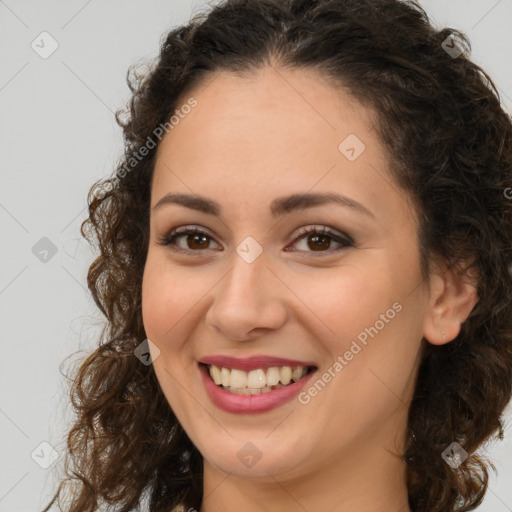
[42,0,512,511]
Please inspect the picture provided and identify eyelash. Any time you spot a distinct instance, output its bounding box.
[156,224,354,256]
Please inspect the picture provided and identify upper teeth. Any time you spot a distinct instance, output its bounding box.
[208,365,308,388]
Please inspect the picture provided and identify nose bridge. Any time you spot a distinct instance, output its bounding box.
[206,243,287,340]
[220,244,271,306]
[217,230,271,296]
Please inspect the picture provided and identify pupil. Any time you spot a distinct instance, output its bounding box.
[189,234,209,249]
[309,234,329,251]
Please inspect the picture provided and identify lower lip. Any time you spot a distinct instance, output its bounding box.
[199,363,317,414]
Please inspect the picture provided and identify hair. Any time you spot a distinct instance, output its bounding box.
[43,0,512,511]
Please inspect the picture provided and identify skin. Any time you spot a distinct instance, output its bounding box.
[141,64,478,512]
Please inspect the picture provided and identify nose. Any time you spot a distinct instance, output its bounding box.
[205,251,288,342]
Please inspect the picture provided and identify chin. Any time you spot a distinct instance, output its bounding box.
[200,436,312,480]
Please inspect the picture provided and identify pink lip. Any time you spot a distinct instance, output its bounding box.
[199,354,317,371]
[199,363,317,414]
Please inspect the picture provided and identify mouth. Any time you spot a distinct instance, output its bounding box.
[199,362,317,395]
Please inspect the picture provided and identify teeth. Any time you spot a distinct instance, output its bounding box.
[230,369,248,388]
[279,366,292,385]
[247,369,266,388]
[210,365,222,385]
[207,364,310,391]
[292,367,305,382]
[221,367,230,387]
[227,383,286,395]
[266,367,280,386]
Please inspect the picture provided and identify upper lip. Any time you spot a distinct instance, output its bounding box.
[199,355,317,371]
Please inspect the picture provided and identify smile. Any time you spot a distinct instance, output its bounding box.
[198,357,318,414]
[205,364,315,395]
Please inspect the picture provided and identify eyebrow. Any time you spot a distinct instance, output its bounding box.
[152,191,375,219]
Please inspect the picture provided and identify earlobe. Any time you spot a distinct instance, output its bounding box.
[423,266,479,346]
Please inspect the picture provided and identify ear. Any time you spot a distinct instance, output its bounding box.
[423,263,479,345]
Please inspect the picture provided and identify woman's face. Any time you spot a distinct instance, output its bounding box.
[142,65,431,481]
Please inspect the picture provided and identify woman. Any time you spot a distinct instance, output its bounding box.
[43,0,512,511]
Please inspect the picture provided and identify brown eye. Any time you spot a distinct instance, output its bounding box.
[305,232,331,251]
[157,224,353,256]
[289,225,353,254]
[184,232,210,250]
[157,226,221,253]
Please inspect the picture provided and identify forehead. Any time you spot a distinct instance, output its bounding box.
[149,65,414,231]
[164,65,374,148]
[154,67,380,181]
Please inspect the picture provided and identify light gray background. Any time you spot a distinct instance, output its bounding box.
[1,1,511,511]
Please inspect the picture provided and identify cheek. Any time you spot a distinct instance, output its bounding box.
[141,258,197,412]
[141,254,213,361]
[141,256,187,344]
[289,260,398,349]
[141,262,165,340]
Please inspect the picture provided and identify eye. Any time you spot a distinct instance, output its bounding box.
[156,225,220,254]
[286,225,353,254]
[156,224,353,255]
